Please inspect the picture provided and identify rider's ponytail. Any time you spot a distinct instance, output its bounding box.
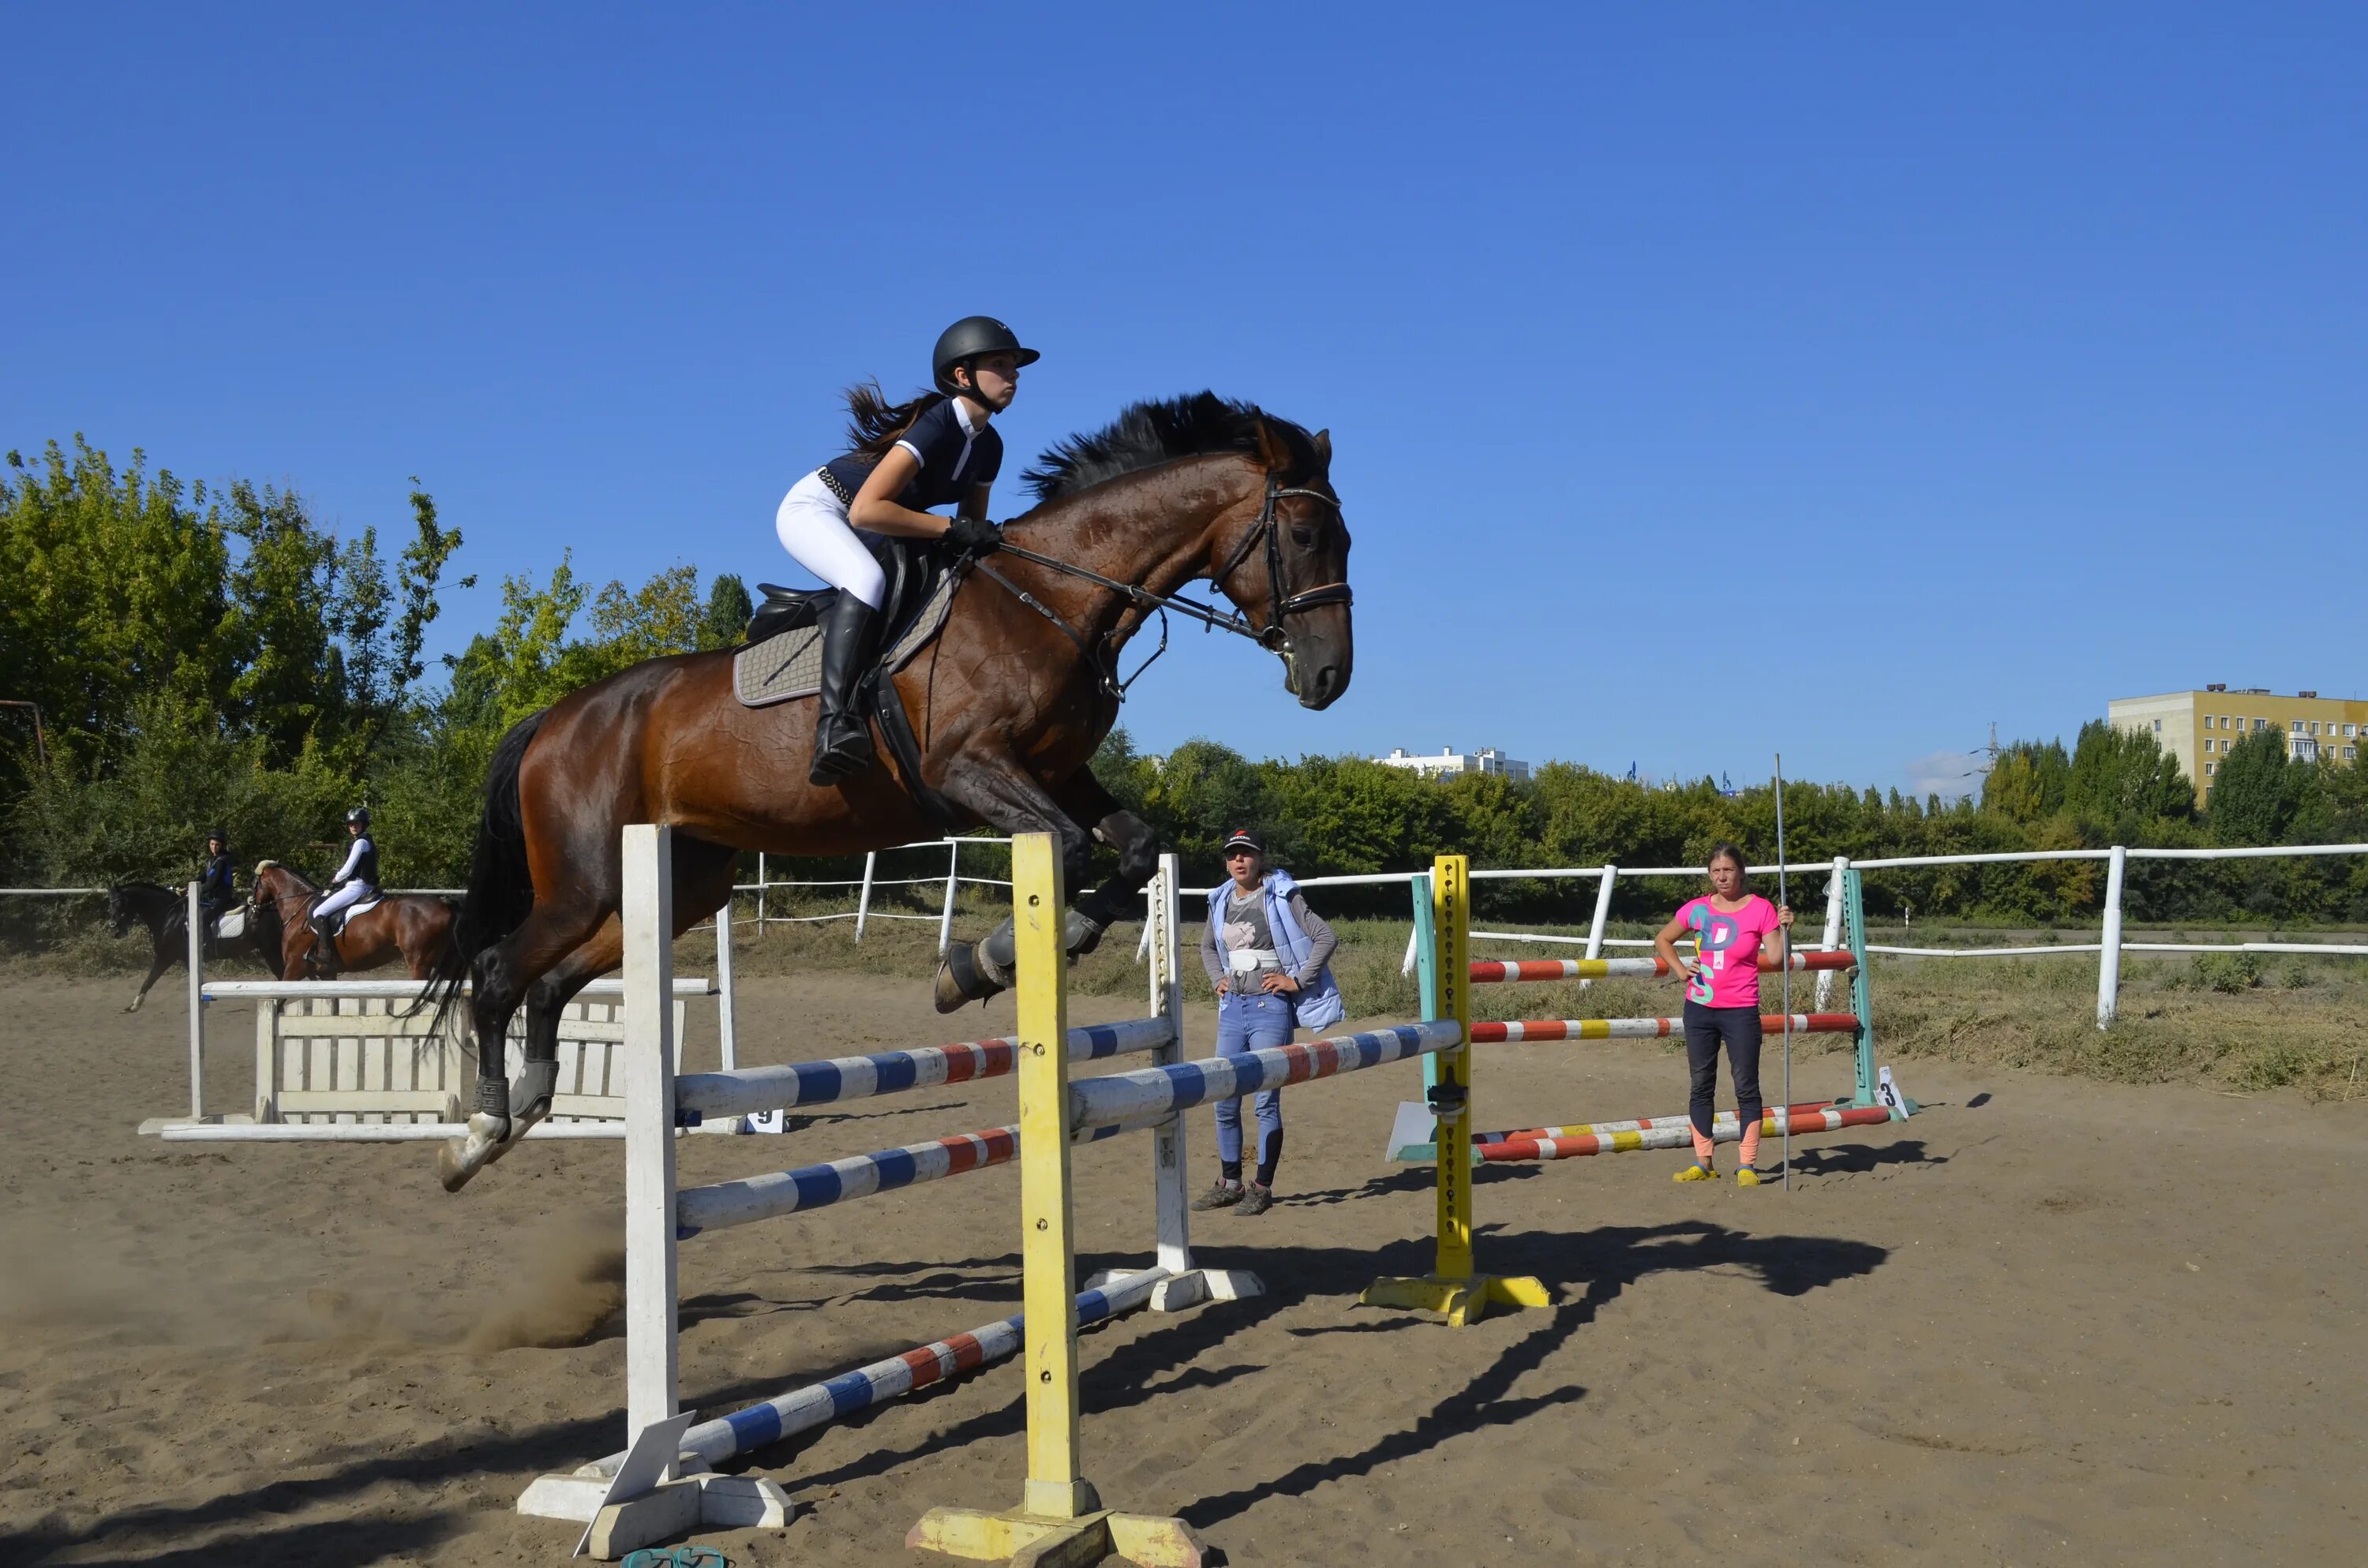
[841,381,948,463]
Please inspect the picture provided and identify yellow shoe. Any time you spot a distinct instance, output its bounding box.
[1734,1166,1762,1188]
[1673,1162,1719,1182]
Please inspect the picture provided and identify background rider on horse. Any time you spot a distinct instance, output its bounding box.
[197,829,238,934]
[310,807,380,975]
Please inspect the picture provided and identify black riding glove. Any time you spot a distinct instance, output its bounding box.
[945,515,1002,556]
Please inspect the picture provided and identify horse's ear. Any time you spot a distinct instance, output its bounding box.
[1311,428,1332,468]
[1253,417,1295,472]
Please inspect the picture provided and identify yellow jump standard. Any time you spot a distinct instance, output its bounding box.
[1360,853,1550,1327]
[909,836,1208,1568]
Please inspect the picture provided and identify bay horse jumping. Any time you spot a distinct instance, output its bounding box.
[251,861,455,980]
[107,881,265,1012]
[425,395,1354,1191]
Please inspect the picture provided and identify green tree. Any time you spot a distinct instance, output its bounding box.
[2066,719,2194,835]
[702,573,754,649]
[1981,739,2070,822]
[2208,728,2291,845]
[0,439,233,765]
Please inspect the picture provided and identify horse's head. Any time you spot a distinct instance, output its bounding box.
[1209,418,1354,710]
[106,884,136,938]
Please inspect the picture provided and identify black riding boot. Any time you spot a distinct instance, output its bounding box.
[809,593,880,784]
[308,913,339,977]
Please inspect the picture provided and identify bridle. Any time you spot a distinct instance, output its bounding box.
[970,473,1352,698]
[1208,473,1354,649]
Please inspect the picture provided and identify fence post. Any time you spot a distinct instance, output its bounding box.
[755,852,766,927]
[1580,864,1617,989]
[853,851,876,942]
[185,880,205,1121]
[714,891,736,1073]
[2096,843,2127,1030]
[620,825,680,1457]
[938,841,961,956]
[1815,855,1849,1009]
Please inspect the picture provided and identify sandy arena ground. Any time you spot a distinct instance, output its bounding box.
[2,966,2362,1567]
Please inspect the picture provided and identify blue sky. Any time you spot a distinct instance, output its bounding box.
[7,4,2362,797]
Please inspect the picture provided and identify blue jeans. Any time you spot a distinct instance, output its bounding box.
[1212,988,1291,1169]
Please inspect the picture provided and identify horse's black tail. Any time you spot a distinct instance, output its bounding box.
[420,709,550,1032]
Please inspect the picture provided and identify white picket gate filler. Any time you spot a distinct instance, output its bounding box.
[515,826,1260,1559]
[146,976,718,1139]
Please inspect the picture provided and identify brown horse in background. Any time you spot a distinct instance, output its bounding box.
[424,395,1355,1191]
[251,861,455,979]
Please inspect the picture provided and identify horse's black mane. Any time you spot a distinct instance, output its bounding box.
[1024,392,1320,503]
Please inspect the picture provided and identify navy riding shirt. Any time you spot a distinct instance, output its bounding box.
[822,399,1002,515]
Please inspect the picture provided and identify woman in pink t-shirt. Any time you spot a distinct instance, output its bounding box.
[1651,842,1792,1186]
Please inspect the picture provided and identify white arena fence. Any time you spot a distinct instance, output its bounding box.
[1141,841,2368,1031]
[17,842,2366,1065]
[743,836,1015,954]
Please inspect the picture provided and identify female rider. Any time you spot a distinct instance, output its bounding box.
[776,316,1036,784]
[310,807,381,974]
[1652,841,1792,1187]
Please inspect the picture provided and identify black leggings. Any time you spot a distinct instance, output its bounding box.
[1682,1001,1763,1143]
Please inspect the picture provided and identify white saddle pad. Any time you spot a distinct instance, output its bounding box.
[211,907,247,941]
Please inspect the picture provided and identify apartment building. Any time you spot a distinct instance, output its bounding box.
[1373,746,1534,783]
[2108,686,2368,808]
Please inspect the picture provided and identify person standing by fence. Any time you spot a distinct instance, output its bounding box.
[1193,829,1342,1216]
[1653,841,1791,1187]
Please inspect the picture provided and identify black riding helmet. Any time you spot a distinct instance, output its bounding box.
[347,806,371,830]
[932,316,1040,399]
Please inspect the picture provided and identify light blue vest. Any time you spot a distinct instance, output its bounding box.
[1206,869,1343,1031]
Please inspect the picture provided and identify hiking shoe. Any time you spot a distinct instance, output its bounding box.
[1190,1181,1244,1211]
[1236,1183,1274,1216]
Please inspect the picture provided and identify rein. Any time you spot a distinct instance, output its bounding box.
[967,474,1352,700]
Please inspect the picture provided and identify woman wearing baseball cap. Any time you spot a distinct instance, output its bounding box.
[1192,829,1342,1215]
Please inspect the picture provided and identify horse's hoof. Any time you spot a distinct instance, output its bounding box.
[933,940,1006,1014]
[436,1111,509,1193]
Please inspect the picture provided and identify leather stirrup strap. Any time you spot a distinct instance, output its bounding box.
[865,669,965,832]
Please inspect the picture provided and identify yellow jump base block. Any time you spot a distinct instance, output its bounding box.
[1361,1270,1550,1327]
[909,1496,1207,1568]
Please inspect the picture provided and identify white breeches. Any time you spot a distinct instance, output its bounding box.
[315,881,372,922]
[775,472,886,609]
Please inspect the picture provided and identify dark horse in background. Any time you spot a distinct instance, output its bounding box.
[425,395,1355,1190]
[249,861,455,980]
[107,882,264,1012]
